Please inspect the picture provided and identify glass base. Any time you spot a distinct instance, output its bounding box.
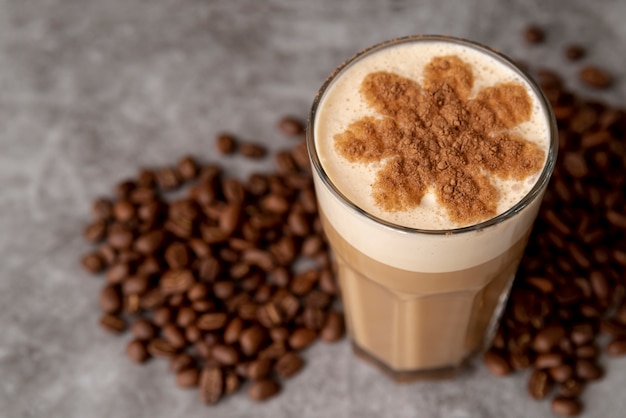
[351,342,472,382]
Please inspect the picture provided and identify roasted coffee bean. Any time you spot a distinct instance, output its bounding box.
[238,142,266,159]
[565,44,585,61]
[92,198,113,221]
[319,268,338,295]
[164,242,189,269]
[199,367,223,405]
[320,311,344,343]
[579,66,612,89]
[185,324,202,343]
[527,369,552,400]
[84,220,107,243]
[168,353,195,373]
[551,396,583,417]
[247,379,280,402]
[147,338,178,358]
[575,344,598,359]
[177,156,198,181]
[122,275,149,296]
[535,353,564,369]
[134,230,165,254]
[126,339,150,364]
[211,344,239,366]
[197,313,228,331]
[288,328,317,351]
[483,349,512,376]
[599,318,626,337]
[152,306,173,327]
[524,25,545,44]
[215,133,237,155]
[278,293,300,320]
[291,270,318,295]
[115,180,135,199]
[532,324,565,352]
[82,252,105,273]
[100,285,122,313]
[240,325,267,356]
[575,359,603,381]
[303,307,326,331]
[287,209,310,236]
[257,302,283,328]
[242,249,274,271]
[259,341,287,360]
[156,167,181,190]
[160,269,195,295]
[99,314,126,334]
[194,341,212,359]
[549,364,574,383]
[278,116,304,137]
[131,318,156,340]
[607,338,626,356]
[107,225,134,250]
[224,372,241,395]
[275,151,298,173]
[247,357,272,380]
[558,378,584,397]
[162,324,187,349]
[275,351,303,379]
[176,367,200,388]
[113,200,135,222]
[270,327,289,343]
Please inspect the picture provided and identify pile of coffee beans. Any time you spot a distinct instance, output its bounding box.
[485,28,626,417]
[81,117,344,404]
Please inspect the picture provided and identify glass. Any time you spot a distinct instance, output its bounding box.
[306,35,558,381]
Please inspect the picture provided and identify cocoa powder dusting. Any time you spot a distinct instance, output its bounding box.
[334,55,546,225]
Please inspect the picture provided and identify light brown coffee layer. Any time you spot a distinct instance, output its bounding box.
[321,210,532,371]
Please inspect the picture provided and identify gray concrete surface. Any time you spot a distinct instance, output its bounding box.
[1,0,626,417]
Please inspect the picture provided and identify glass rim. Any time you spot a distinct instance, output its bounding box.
[306,34,558,236]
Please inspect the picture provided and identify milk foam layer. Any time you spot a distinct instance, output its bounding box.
[314,40,550,230]
[310,37,555,272]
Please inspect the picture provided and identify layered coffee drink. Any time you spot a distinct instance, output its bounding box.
[307,36,557,379]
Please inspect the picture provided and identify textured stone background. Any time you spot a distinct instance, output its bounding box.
[1,0,625,417]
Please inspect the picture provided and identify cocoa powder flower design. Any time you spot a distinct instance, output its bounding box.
[334,55,546,225]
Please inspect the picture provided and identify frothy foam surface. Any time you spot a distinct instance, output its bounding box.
[314,40,550,230]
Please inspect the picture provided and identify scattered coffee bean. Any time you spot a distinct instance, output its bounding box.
[176,367,200,388]
[551,396,583,417]
[100,285,122,314]
[483,349,512,376]
[126,339,150,364]
[528,369,552,400]
[320,310,344,343]
[247,378,280,402]
[524,25,545,44]
[247,357,272,380]
[238,142,267,159]
[215,133,237,155]
[277,116,305,137]
[607,338,626,356]
[80,117,354,407]
[565,44,585,61]
[274,351,303,379]
[169,354,195,373]
[199,367,223,405]
[131,319,156,341]
[82,252,104,273]
[579,66,613,89]
[288,328,317,351]
[99,314,126,334]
